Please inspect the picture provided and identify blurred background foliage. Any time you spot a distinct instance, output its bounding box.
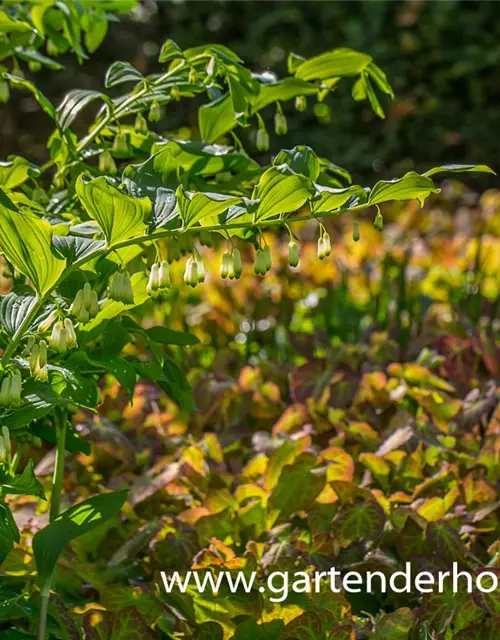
[1,0,499,188]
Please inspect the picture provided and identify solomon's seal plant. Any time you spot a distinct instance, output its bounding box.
[0,19,494,640]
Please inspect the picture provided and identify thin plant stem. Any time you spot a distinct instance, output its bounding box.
[38,408,67,640]
[50,409,67,522]
[37,594,49,640]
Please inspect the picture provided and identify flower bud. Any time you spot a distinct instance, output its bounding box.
[179,234,193,256]
[83,283,93,309]
[195,256,206,283]
[134,113,149,134]
[263,246,272,272]
[0,80,10,103]
[0,376,11,406]
[317,232,331,260]
[38,309,58,333]
[254,249,267,276]
[148,99,162,123]
[353,221,360,242]
[288,240,299,268]
[295,95,307,112]
[147,263,159,297]
[89,290,99,318]
[50,321,72,353]
[112,131,128,155]
[171,86,180,101]
[199,230,213,247]
[167,242,181,263]
[64,318,77,348]
[39,340,48,368]
[49,321,64,352]
[32,340,49,382]
[70,289,84,318]
[99,150,117,174]
[2,426,11,456]
[0,437,4,462]
[220,252,232,279]
[184,257,198,287]
[232,248,243,278]
[9,370,22,406]
[373,211,384,231]
[158,261,171,289]
[109,272,134,304]
[274,112,288,136]
[256,128,270,152]
[29,343,40,376]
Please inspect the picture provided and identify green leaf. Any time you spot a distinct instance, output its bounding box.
[269,453,324,520]
[0,291,55,338]
[373,608,414,640]
[50,366,99,409]
[366,62,394,99]
[369,171,439,206]
[79,272,150,336]
[422,164,496,178]
[473,569,500,616]
[159,39,184,63]
[0,459,46,500]
[85,606,155,639]
[453,618,500,640]
[252,77,318,112]
[0,204,66,295]
[56,89,108,131]
[331,482,386,547]
[195,622,224,640]
[311,184,368,214]
[151,188,177,230]
[295,48,372,81]
[2,73,56,119]
[198,93,236,143]
[52,235,105,264]
[122,146,178,200]
[0,503,19,566]
[235,620,284,640]
[33,490,128,595]
[254,166,313,222]
[86,353,137,398]
[14,47,63,71]
[273,146,320,182]
[84,15,108,53]
[31,422,91,455]
[0,12,33,33]
[105,61,143,88]
[76,175,150,247]
[0,380,68,429]
[0,157,31,189]
[176,187,242,230]
[146,326,200,346]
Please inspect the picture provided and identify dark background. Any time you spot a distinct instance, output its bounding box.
[1,0,499,187]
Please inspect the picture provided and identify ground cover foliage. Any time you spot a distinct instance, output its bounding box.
[0,2,498,639]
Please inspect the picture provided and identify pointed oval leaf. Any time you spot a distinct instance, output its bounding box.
[254,166,313,222]
[369,172,439,206]
[176,187,242,229]
[0,503,19,566]
[105,61,143,88]
[423,164,495,178]
[33,490,128,595]
[56,89,108,131]
[76,175,150,247]
[295,48,372,81]
[0,204,66,295]
[198,93,237,143]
